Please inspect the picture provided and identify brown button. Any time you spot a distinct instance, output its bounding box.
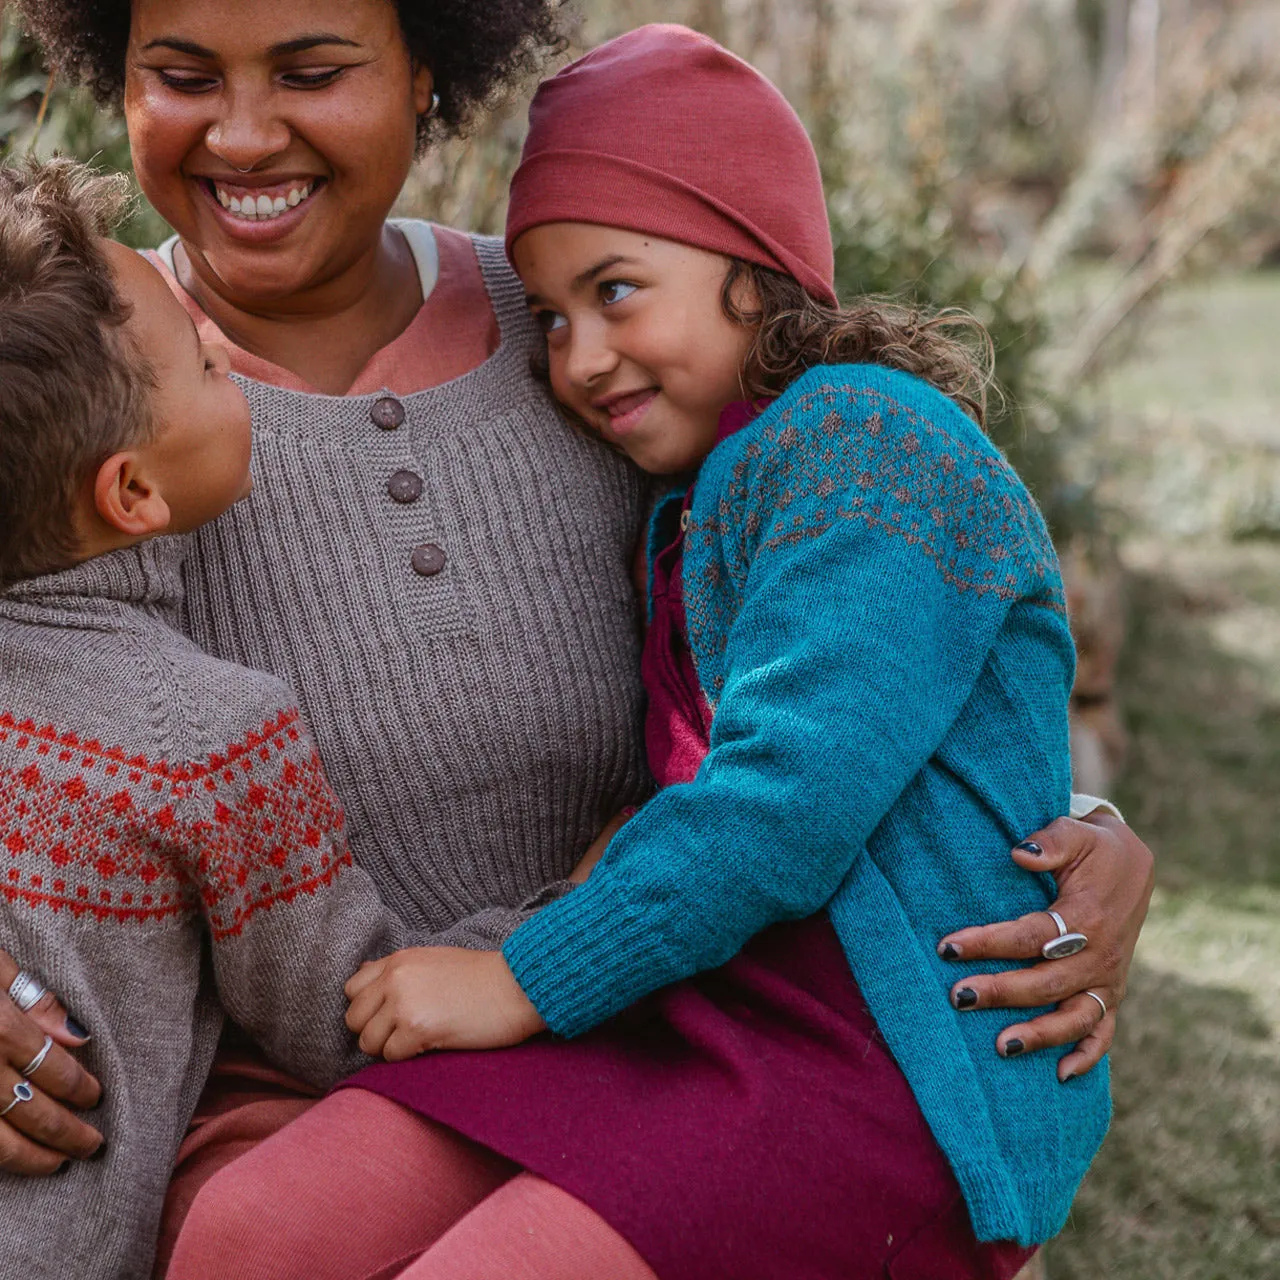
[371,397,405,431]
[387,470,424,504]
[411,543,446,577]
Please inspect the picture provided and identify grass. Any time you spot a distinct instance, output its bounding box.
[1044,273,1280,1279]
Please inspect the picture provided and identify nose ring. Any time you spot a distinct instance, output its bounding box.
[234,165,254,174]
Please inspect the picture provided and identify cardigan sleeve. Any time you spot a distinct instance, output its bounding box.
[504,370,1067,1036]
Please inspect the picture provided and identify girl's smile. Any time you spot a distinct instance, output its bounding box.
[513,224,757,475]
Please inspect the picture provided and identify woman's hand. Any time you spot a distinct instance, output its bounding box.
[0,950,105,1174]
[345,947,547,1062]
[937,813,1155,1081]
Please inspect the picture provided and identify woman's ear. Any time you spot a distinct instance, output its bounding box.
[410,61,435,118]
[92,452,172,539]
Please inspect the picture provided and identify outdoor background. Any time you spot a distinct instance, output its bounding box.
[2,1,1279,1276]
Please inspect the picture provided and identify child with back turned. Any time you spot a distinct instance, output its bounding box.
[0,158,419,1280]
[167,26,1112,1280]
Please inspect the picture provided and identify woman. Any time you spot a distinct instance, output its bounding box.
[4,0,1153,1271]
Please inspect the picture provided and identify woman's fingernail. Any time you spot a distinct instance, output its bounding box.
[1015,841,1044,855]
[64,1016,90,1041]
[953,987,979,1010]
[53,1160,72,1177]
[1002,1038,1025,1058]
[939,943,961,961]
[89,1141,108,1162]
[1059,1068,1077,1083]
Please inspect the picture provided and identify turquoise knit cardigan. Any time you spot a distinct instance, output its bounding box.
[505,363,1111,1246]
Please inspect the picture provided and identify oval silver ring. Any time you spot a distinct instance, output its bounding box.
[1083,990,1107,1019]
[0,1080,35,1117]
[1041,909,1088,960]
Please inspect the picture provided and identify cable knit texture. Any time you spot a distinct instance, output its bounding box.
[180,236,650,940]
[0,539,415,1280]
[505,364,1111,1246]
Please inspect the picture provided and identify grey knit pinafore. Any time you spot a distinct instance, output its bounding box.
[181,237,650,936]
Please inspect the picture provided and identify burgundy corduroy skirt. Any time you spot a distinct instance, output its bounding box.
[345,915,1034,1280]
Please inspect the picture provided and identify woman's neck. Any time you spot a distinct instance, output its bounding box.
[173,226,424,396]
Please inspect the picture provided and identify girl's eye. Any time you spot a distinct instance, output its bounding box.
[280,68,345,89]
[158,70,218,93]
[600,281,637,306]
[534,310,568,334]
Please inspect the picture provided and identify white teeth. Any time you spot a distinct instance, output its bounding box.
[214,181,315,221]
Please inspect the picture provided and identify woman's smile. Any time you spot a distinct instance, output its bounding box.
[195,173,325,241]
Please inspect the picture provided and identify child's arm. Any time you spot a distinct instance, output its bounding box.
[172,701,413,1087]
[500,370,1073,1038]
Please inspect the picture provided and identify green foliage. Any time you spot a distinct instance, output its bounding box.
[0,16,168,248]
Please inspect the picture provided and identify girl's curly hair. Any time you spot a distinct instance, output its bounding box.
[723,262,995,429]
[13,0,565,150]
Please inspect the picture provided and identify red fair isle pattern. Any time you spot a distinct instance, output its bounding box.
[0,709,351,938]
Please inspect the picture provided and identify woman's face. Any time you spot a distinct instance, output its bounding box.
[124,0,433,305]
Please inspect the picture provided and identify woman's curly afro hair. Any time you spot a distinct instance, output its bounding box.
[14,0,565,149]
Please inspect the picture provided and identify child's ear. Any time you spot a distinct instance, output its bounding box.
[92,452,172,538]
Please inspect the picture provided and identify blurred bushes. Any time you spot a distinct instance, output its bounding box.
[0,16,169,247]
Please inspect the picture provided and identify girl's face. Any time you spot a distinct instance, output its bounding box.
[124,0,433,306]
[513,225,757,475]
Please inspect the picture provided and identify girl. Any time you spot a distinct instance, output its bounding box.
[169,24,1110,1280]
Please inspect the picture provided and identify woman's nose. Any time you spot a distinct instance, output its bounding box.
[204,88,292,171]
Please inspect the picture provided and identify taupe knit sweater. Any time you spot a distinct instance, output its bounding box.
[0,539,414,1280]
[182,236,651,937]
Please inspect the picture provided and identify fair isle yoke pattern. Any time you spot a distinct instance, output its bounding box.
[684,375,1064,695]
[0,708,349,938]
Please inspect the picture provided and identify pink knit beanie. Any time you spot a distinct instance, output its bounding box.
[505,24,837,308]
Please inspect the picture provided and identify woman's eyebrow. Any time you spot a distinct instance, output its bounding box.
[139,34,360,58]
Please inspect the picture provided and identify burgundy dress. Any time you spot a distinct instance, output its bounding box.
[345,406,1034,1280]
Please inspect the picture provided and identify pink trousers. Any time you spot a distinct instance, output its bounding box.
[160,1053,655,1280]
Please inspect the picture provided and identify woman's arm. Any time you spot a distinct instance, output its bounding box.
[937,811,1154,1079]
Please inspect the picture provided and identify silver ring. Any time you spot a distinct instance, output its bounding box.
[0,1081,34,1118]
[1040,909,1088,960]
[20,1036,53,1078]
[7,971,47,1014]
[1082,990,1107,1019]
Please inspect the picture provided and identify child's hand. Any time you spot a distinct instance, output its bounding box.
[568,808,635,883]
[344,947,546,1061]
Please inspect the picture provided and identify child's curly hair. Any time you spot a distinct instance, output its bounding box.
[0,157,154,585]
[12,0,565,150]
[723,262,995,429]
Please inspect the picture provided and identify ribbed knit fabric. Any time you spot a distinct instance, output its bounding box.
[180,236,651,940]
[0,538,417,1280]
[505,364,1111,1246]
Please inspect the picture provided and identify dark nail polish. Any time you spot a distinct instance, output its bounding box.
[64,1016,90,1041]
[89,1141,108,1162]
[53,1160,72,1176]
[1002,1038,1025,1058]
[940,943,961,961]
[1015,841,1044,856]
[954,987,979,1010]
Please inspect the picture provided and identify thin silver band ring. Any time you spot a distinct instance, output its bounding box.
[1083,990,1107,1020]
[0,1081,34,1118]
[20,1036,53,1078]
